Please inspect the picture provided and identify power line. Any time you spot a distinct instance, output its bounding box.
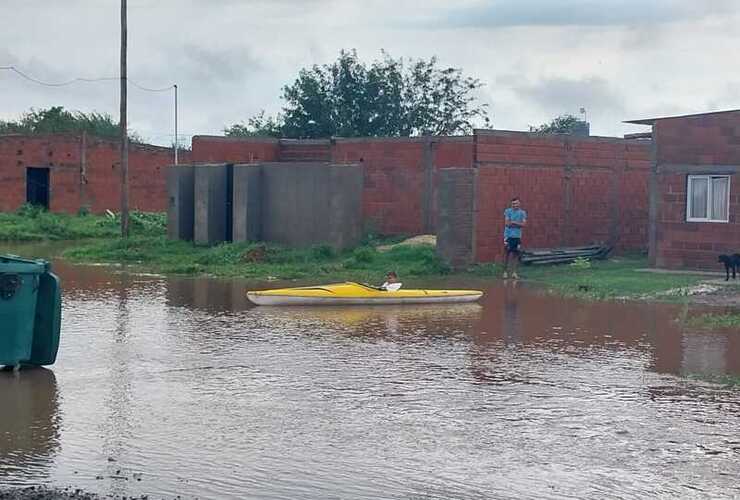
[1,64,181,162]
[129,80,173,92]
[0,65,174,92]
[0,65,117,86]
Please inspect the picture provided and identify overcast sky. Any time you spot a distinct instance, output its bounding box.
[1,0,739,146]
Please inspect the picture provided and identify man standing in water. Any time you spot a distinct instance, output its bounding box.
[503,197,527,279]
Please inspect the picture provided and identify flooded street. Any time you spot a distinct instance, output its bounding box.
[1,245,740,499]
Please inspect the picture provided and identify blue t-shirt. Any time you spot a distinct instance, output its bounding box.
[504,208,527,239]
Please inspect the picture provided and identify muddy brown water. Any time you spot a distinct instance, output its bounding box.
[1,243,739,499]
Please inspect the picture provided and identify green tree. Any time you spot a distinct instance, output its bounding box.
[224,110,283,138]
[225,50,490,138]
[0,106,141,142]
[530,114,589,134]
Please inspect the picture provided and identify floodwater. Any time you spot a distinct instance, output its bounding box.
[1,243,740,499]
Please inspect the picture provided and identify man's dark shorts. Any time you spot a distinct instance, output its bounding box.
[505,237,521,254]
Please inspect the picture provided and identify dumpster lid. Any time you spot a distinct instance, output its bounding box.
[0,254,49,273]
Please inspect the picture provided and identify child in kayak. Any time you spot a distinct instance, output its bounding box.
[380,271,402,291]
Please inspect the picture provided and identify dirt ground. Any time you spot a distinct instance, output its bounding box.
[0,488,149,500]
[688,280,740,307]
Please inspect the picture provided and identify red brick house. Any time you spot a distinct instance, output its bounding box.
[626,110,740,269]
[0,133,183,213]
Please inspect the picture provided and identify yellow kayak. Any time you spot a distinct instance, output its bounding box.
[247,282,483,306]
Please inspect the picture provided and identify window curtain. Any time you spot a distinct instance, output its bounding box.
[690,177,708,219]
[711,176,729,221]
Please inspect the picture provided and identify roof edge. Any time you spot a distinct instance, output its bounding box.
[624,108,740,125]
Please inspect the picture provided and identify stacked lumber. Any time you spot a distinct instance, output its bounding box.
[520,245,611,265]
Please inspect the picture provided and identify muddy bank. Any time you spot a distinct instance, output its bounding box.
[0,487,149,500]
[682,281,740,307]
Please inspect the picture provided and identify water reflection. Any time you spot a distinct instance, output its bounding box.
[501,280,521,345]
[471,285,687,372]
[252,303,483,337]
[0,368,60,481]
[1,241,739,499]
[166,276,252,313]
[101,274,134,498]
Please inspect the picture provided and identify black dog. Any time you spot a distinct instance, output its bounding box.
[718,254,740,281]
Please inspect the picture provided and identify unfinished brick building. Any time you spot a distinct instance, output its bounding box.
[1,129,653,265]
[192,132,653,265]
[626,110,740,270]
[0,133,182,214]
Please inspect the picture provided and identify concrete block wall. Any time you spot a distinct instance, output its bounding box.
[260,162,363,249]
[194,164,229,245]
[326,163,364,249]
[167,164,194,241]
[232,164,262,242]
[170,162,363,249]
[651,111,740,269]
[0,134,182,214]
[473,130,651,263]
[436,168,476,269]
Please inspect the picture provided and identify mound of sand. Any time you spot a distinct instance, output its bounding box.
[377,234,436,252]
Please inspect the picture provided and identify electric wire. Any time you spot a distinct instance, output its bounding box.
[0,65,174,92]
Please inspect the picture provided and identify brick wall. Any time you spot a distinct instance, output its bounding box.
[473,130,651,263]
[655,111,740,165]
[431,137,475,230]
[191,136,278,163]
[0,134,182,214]
[652,111,740,269]
[192,135,474,236]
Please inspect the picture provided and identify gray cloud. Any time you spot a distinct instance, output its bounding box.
[2,0,740,143]
[427,0,737,29]
[509,76,627,127]
[176,45,263,83]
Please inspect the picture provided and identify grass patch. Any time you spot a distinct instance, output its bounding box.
[685,313,740,329]
[62,236,450,282]
[0,205,165,241]
[1,211,728,301]
[686,373,740,386]
[512,256,707,300]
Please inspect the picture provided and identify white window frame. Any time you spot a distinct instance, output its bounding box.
[686,174,731,223]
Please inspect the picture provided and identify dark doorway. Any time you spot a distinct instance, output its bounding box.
[26,168,50,209]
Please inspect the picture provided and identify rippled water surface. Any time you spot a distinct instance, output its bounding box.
[1,245,740,499]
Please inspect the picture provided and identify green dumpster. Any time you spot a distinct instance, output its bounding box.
[0,255,61,368]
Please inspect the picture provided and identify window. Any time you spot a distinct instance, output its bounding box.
[686,175,731,222]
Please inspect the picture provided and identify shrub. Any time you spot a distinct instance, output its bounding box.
[352,246,376,263]
[310,244,335,260]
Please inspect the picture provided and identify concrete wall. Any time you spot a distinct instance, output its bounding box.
[170,161,363,249]
[194,164,229,245]
[167,164,194,241]
[473,130,652,263]
[650,111,740,269]
[232,164,262,242]
[0,134,183,214]
[436,168,476,269]
[260,162,363,249]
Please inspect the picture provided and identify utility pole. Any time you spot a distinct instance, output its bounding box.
[120,0,130,238]
[174,84,178,165]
